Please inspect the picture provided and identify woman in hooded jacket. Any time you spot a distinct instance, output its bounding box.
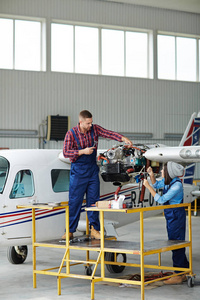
[143,161,189,284]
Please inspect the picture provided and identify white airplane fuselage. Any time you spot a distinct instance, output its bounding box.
[0,149,197,247]
[0,149,68,246]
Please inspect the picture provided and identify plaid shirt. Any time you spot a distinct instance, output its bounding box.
[63,124,123,162]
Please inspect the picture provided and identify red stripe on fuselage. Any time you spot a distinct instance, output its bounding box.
[0,209,62,225]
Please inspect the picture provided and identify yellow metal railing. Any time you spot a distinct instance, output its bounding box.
[87,203,194,300]
[192,179,200,216]
[17,202,195,300]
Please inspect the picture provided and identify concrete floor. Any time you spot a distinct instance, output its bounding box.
[1,213,200,300]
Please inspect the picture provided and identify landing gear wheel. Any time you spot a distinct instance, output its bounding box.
[105,252,127,273]
[187,276,195,288]
[84,265,93,276]
[7,246,28,264]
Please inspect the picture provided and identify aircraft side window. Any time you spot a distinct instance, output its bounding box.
[51,169,70,193]
[10,169,35,199]
[0,156,9,194]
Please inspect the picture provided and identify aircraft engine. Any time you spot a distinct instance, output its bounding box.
[98,144,155,185]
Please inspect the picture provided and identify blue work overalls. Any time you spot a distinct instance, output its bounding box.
[69,127,100,233]
[163,179,189,272]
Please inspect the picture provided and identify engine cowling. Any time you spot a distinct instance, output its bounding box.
[98,145,148,184]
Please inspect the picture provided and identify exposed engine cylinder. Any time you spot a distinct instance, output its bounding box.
[98,144,161,184]
[98,145,145,183]
[106,147,123,161]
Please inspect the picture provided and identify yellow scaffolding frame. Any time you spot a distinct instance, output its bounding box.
[17,202,194,300]
[191,179,200,216]
[87,203,194,300]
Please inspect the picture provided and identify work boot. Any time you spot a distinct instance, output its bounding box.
[182,274,187,282]
[90,226,101,240]
[163,275,183,285]
[62,232,73,240]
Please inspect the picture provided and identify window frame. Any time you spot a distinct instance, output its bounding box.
[51,20,153,79]
[0,14,46,72]
[157,31,200,82]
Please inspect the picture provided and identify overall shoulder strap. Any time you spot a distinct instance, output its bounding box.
[90,125,94,144]
[163,178,182,195]
[71,128,82,150]
[169,178,183,203]
[169,178,182,188]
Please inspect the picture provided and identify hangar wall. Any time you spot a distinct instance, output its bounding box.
[0,0,200,175]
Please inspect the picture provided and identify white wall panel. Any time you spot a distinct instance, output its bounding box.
[0,0,200,177]
[1,70,199,146]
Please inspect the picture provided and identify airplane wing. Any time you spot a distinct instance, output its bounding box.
[144,145,200,163]
[191,190,200,197]
[145,111,200,163]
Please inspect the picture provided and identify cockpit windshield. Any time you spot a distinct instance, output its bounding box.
[0,156,9,193]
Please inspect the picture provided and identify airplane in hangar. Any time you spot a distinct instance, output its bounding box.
[0,111,200,272]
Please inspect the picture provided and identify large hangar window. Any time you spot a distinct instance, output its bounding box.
[51,22,152,79]
[0,19,13,69]
[51,24,73,73]
[51,24,99,74]
[0,17,45,71]
[158,33,199,82]
[126,31,148,78]
[75,26,99,74]
[199,40,200,77]
[102,29,124,76]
